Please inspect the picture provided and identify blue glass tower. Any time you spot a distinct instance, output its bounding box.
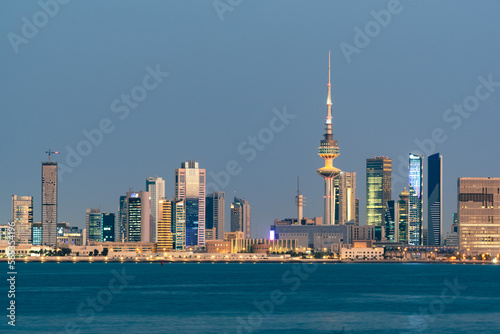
[427,153,442,246]
[408,153,423,245]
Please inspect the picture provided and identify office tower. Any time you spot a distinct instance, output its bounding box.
[458,177,500,256]
[397,188,410,244]
[146,176,165,242]
[11,195,33,244]
[366,157,392,227]
[86,209,102,242]
[230,197,251,239]
[317,51,341,225]
[32,222,42,245]
[126,191,151,243]
[102,213,115,242]
[337,172,356,224]
[428,153,442,246]
[173,199,186,250]
[118,195,127,242]
[42,158,58,246]
[175,161,206,247]
[384,200,398,242]
[157,199,174,251]
[355,198,360,226]
[408,153,423,245]
[206,192,225,240]
[452,213,458,232]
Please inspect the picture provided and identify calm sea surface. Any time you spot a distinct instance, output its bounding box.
[4,262,500,334]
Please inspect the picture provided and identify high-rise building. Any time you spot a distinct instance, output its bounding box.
[12,195,33,244]
[366,157,392,227]
[384,200,397,242]
[337,172,356,224]
[173,199,186,250]
[317,51,341,225]
[32,222,42,245]
[427,153,442,246]
[206,192,225,240]
[42,160,58,246]
[102,213,115,242]
[146,176,165,242]
[458,177,500,256]
[231,197,251,239]
[398,188,410,244]
[118,195,127,242]
[126,191,151,243]
[175,161,206,247]
[355,198,360,226]
[408,153,423,246]
[86,209,102,242]
[157,199,174,251]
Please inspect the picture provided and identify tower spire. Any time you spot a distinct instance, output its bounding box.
[326,50,332,132]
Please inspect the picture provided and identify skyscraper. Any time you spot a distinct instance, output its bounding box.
[173,199,186,250]
[157,199,174,251]
[86,209,102,242]
[384,200,397,242]
[42,159,58,246]
[126,191,151,243]
[398,188,410,244]
[102,213,115,242]
[427,153,442,246]
[231,197,251,239]
[458,177,500,256]
[408,153,423,246]
[146,176,165,242]
[317,51,341,225]
[11,195,33,244]
[206,192,225,240]
[175,161,206,247]
[118,195,127,242]
[337,172,356,224]
[366,157,392,227]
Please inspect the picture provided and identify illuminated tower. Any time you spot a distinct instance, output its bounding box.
[317,51,341,225]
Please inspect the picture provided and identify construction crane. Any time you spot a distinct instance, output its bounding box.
[45,149,59,162]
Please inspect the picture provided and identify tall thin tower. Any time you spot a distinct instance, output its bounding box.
[317,51,341,225]
[42,150,58,246]
[296,177,305,223]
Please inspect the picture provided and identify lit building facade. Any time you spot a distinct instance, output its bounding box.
[175,161,206,247]
[86,209,102,242]
[408,153,423,246]
[206,191,225,240]
[42,161,58,246]
[336,172,356,224]
[126,191,151,243]
[12,195,33,244]
[397,188,410,244]
[118,195,127,242]
[230,197,251,239]
[146,176,165,242]
[384,200,397,242]
[173,199,186,250]
[458,177,500,256]
[366,157,392,227]
[157,199,174,251]
[102,213,115,242]
[427,153,442,246]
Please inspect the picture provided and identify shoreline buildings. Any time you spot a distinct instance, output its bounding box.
[12,195,33,244]
[366,157,392,236]
[231,197,251,239]
[408,153,423,245]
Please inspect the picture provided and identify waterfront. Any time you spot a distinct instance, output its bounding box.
[5,263,500,333]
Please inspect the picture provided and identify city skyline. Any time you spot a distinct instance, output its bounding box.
[2,1,500,239]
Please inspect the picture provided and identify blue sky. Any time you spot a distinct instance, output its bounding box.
[1,0,500,238]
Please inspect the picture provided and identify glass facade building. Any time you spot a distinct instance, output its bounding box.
[366,157,392,227]
[408,153,423,245]
[206,192,225,240]
[231,197,251,239]
[102,213,115,242]
[175,161,206,247]
[86,209,102,242]
[427,153,442,246]
[398,188,410,244]
[384,200,397,241]
[146,176,165,243]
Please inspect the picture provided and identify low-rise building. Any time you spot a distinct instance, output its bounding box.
[340,241,384,260]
